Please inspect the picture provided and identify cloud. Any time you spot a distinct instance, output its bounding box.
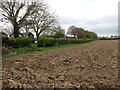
[85,15,117,25]
[59,14,118,36]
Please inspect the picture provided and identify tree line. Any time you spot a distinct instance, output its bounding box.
[67,26,97,39]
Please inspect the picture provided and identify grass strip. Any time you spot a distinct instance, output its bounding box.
[2,40,97,59]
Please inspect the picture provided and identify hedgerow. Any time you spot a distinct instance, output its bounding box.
[37,38,93,47]
[2,37,32,48]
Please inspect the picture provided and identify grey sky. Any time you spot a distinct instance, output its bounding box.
[46,0,119,37]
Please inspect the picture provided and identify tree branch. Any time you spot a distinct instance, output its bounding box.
[15,3,25,19]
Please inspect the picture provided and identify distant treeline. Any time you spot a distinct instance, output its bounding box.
[100,37,120,40]
[67,26,98,39]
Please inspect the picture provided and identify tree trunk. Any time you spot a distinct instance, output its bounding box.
[13,24,20,38]
[74,35,76,39]
[36,35,39,41]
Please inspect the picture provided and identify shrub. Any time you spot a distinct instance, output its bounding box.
[2,37,9,45]
[6,39,16,47]
[44,39,56,47]
[37,38,93,47]
[37,38,56,47]
[57,39,70,45]
[3,37,32,48]
[15,38,32,48]
[37,39,44,47]
[57,39,92,45]
[27,44,38,51]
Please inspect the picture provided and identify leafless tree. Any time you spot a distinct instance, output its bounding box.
[29,3,57,40]
[0,0,37,38]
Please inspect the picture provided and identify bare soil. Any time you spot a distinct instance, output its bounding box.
[2,46,15,56]
[2,40,120,88]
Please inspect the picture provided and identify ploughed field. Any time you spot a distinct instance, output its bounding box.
[2,40,119,88]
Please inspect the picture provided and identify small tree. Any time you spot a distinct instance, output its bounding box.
[52,26,65,39]
[67,26,77,38]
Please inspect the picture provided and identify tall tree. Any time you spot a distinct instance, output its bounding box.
[30,3,57,40]
[0,0,37,38]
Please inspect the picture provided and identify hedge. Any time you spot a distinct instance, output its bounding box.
[100,38,120,40]
[2,37,9,45]
[2,37,32,48]
[37,38,56,47]
[37,38,93,47]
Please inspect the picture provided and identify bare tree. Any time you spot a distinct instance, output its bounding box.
[30,4,57,40]
[0,0,37,38]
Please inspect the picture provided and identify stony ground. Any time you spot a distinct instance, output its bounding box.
[2,40,120,88]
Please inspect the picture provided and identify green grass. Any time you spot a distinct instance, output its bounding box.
[0,56,2,60]
[2,40,97,59]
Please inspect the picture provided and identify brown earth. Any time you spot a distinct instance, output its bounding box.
[2,40,120,88]
[2,46,16,56]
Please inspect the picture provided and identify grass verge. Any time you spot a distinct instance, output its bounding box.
[2,40,97,59]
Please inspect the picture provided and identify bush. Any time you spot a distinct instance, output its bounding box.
[15,38,32,48]
[44,39,56,47]
[6,39,16,47]
[2,37,9,45]
[27,44,38,51]
[37,38,93,47]
[2,37,32,48]
[37,39,44,47]
[57,39,71,45]
[57,39,92,45]
[37,38,56,47]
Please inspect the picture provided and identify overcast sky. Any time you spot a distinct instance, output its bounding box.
[46,0,119,37]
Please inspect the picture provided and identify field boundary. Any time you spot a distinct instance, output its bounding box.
[2,40,97,59]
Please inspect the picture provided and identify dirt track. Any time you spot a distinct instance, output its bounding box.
[2,40,119,88]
